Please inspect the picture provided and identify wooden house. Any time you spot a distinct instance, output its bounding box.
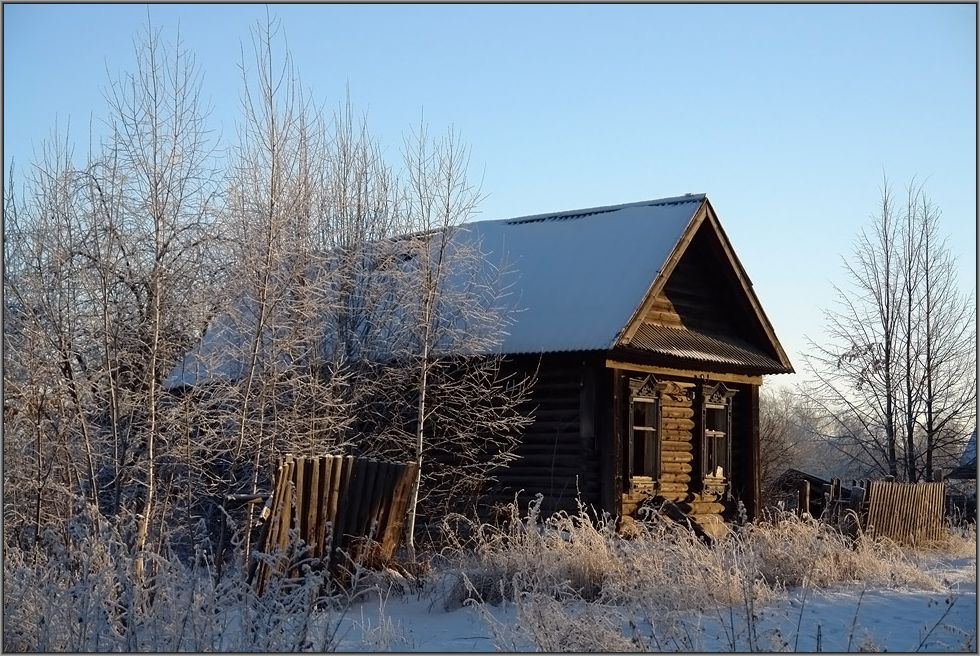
[459,194,794,535]
[167,193,793,536]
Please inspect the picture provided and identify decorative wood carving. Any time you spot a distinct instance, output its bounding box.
[629,374,667,399]
[702,381,737,406]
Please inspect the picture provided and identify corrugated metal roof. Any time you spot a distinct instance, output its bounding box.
[625,323,788,373]
[500,194,706,225]
[462,195,704,355]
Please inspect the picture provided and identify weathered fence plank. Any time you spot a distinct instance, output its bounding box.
[252,454,419,593]
[865,480,945,545]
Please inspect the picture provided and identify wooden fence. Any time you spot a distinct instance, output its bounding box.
[864,480,946,545]
[802,478,947,545]
[250,454,418,593]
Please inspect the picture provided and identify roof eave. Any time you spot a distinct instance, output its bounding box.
[610,345,792,377]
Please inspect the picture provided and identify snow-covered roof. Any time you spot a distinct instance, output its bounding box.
[460,194,704,354]
[165,194,708,389]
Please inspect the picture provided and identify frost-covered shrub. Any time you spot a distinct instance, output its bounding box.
[2,520,351,652]
[440,495,623,607]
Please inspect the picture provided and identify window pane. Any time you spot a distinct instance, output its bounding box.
[633,399,656,429]
[630,396,659,479]
[632,402,645,428]
[633,428,645,475]
[643,431,657,476]
[706,407,726,434]
[718,433,728,478]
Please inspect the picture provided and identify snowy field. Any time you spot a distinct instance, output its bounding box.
[332,553,976,652]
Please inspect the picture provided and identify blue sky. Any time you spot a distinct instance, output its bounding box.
[4,4,976,387]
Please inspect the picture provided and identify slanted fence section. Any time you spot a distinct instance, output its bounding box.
[251,454,418,593]
[864,480,946,545]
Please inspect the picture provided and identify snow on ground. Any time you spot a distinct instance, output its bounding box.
[331,555,977,652]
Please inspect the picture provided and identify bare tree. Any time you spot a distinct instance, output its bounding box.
[208,16,372,558]
[4,135,95,548]
[3,21,223,583]
[95,25,221,580]
[391,124,535,559]
[758,386,801,501]
[803,178,975,481]
[914,193,976,479]
[171,17,535,563]
[898,184,926,481]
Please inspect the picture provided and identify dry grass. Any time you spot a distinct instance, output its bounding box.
[937,521,978,558]
[439,496,974,651]
[4,498,973,652]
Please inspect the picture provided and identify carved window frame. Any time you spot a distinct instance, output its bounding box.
[626,375,668,488]
[700,382,737,482]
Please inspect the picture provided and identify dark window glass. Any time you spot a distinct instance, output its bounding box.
[630,397,659,479]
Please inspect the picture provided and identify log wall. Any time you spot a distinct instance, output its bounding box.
[486,356,601,516]
[484,356,761,538]
[658,221,755,340]
[611,368,759,536]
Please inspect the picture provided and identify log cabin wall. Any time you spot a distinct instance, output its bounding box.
[730,382,761,519]
[484,354,603,517]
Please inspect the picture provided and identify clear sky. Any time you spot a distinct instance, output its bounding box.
[4,3,976,388]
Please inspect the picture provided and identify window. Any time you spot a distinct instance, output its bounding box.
[626,376,665,485]
[701,383,736,480]
[632,397,659,477]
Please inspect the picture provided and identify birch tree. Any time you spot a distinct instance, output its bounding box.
[3,23,223,578]
[367,124,534,558]
[91,26,221,579]
[208,20,534,560]
[6,14,535,573]
[4,136,97,547]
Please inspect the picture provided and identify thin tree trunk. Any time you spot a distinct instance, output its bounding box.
[405,293,432,562]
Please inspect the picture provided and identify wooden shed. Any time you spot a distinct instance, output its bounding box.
[461,194,794,534]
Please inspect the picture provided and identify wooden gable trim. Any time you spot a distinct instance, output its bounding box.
[604,359,763,386]
[617,198,794,373]
[699,200,793,372]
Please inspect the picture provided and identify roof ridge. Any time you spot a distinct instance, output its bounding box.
[472,193,706,227]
